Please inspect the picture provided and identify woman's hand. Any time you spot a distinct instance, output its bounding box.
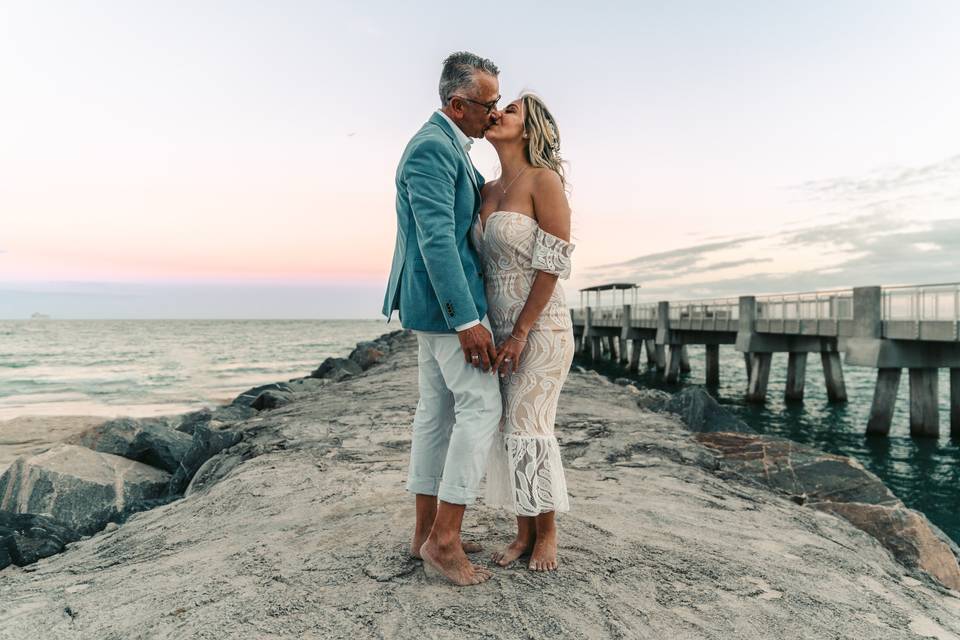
[493,332,528,377]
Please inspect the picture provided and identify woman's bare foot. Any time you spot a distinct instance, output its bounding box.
[529,517,558,571]
[419,539,493,586]
[491,536,535,567]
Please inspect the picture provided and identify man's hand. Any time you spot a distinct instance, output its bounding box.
[458,324,498,372]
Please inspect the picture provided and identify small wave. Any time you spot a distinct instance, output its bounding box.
[0,362,36,369]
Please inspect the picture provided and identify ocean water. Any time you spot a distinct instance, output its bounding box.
[582,345,960,545]
[0,319,388,420]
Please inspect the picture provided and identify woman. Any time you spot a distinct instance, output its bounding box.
[476,93,575,572]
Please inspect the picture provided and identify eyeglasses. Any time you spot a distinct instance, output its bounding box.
[450,95,501,115]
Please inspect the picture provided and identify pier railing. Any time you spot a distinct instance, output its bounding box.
[882,283,960,341]
[668,298,739,332]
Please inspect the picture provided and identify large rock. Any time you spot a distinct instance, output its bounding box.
[66,417,193,473]
[168,422,244,494]
[231,382,294,408]
[0,445,171,535]
[176,404,257,435]
[694,432,899,504]
[310,357,362,381]
[695,431,960,589]
[286,376,329,393]
[250,390,293,411]
[810,502,960,590]
[348,341,387,370]
[633,388,673,412]
[0,511,79,570]
[665,386,754,433]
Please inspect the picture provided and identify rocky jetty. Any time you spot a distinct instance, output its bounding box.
[0,330,958,639]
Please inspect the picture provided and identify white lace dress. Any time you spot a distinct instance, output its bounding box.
[474,210,576,516]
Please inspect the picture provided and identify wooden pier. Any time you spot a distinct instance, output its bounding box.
[572,283,960,438]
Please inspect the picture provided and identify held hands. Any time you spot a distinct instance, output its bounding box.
[458,324,498,372]
[492,330,528,377]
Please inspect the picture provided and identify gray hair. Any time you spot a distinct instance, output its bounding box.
[438,51,499,106]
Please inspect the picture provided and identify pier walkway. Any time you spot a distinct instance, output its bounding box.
[572,283,960,438]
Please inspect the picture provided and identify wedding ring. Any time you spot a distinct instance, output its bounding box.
[471,354,479,360]
[504,358,512,362]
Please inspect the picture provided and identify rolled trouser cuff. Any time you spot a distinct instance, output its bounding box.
[437,480,479,505]
[407,474,441,496]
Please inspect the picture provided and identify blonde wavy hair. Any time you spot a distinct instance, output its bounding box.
[520,92,567,187]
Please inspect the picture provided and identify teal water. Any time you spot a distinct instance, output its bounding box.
[580,345,960,545]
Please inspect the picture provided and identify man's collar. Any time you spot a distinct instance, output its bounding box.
[435,109,472,152]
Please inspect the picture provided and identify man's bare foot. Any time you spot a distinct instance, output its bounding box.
[410,537,482,558]
[420,539,493,586]
[528,532,558,571]
[491,536,535,567]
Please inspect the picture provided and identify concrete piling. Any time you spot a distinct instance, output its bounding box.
[746,353,772,403]
[666,345,682,384]
[785,352,807,403]
[821,352,848,403]
[866,368,902,436]
[909,368,940,438]
[705,344,720,387]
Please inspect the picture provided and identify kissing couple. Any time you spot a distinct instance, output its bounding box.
[382,51,576,586]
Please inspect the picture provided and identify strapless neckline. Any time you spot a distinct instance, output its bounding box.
[479,210,536,234]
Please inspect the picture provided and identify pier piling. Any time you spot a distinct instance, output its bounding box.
[785,352,808,402]
[746,353,772,403]
[705,344,720,387]
[867,368,902,436]
[821,352,848,403]
[909,368,940,438]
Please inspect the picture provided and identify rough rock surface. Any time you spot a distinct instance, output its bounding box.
[168,423,244,494]
[231,383,294,408]
[0,511,79,570]
[348,340,388,370]
[310,356,362,381]
[665,386,753,433]
[0,445,171,535]
[65,417,193,474]
[175,405,257,436]
[1,334,959,639]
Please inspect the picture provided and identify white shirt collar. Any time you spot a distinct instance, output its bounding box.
[435,109,473,152]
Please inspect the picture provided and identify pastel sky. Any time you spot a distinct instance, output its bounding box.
[1,1,958,319]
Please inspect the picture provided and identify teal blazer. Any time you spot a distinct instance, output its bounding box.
[382,113,486,332]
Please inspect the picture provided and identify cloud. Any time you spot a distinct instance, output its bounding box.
[789,153,960,203]
[582,211,960,301]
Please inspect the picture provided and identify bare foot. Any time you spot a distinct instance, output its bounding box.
[491,537,535,567]
[410,537,482,558]
[420,539,493,586]
[528,532,558,571]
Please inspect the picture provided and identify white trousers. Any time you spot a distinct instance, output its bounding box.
[407,317,502,505]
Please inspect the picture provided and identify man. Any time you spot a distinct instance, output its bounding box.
[382,51,502,586]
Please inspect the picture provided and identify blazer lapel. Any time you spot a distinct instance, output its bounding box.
[429,113,481,198]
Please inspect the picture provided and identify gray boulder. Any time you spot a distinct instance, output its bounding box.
[231,382,294,408]
[66,417,193,473]
[349,341,387,370]
[634,388,673,411]
[664,386,753,433]
[169,423,243,494]
[0,511,79,570]
[250,390,293,411]
[694,431,960,590]
[0,445,171,536]
[311,357,362,382]
[286,377,329,393]
[175,404,257,435]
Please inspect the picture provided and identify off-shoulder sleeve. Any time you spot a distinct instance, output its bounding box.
[531,226,575,279]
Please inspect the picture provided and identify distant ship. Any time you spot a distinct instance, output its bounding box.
[30,312,51,320]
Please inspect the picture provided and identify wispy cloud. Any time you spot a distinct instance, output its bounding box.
[584,151,960,301]
[789,153,960,203]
